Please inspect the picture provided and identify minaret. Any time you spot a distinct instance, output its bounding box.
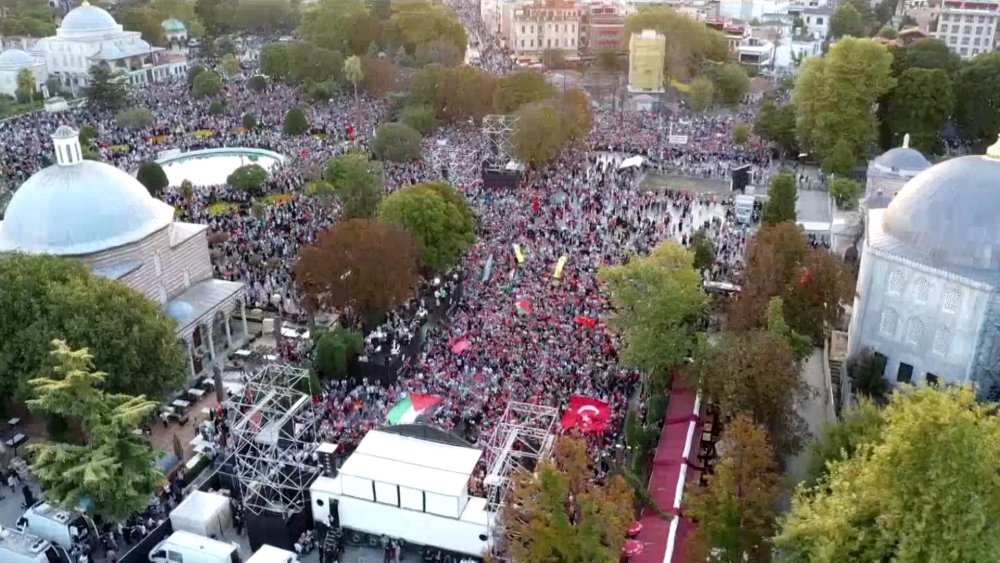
[51,125,82,166]
[987,135,1000,160]
[902,133,910,149]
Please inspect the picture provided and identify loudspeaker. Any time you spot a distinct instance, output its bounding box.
[731,164,751,193]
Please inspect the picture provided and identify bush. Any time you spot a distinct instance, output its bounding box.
[136,161,169,197]
[247,75,267,92]
[208,100,225,115]
[242,113,257,130]
[732,122,751,144]
[15,87,31,104]
[400,105,438,135]
[227,164,268,195]
[829,177,861,209]
[283,107,308,135]
[307,82,331,101]
[192,70,223,97]
[115,108,154,129]
[187,65,205,86]
[314,326,364,379]
[79,124,98,145]
[371,122,422,162]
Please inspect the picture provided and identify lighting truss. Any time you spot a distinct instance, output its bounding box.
[483,401,559,559]
[428,141,481,185]
[225,363,322,517]
[482,114,518,170]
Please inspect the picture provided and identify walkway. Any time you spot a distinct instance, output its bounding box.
[631,379,702,563]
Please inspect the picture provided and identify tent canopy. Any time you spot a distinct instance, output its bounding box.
[618,155,645,170]
[169,490,233,538]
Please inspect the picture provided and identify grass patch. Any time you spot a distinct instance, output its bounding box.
[206,201,239,215]
[192,129,216,139]
[312,133,328,140]
[106,144,130,153]
[669,79,691,93]
[260,193,293,206]
[233,127,247,135]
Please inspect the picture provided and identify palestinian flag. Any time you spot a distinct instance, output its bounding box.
[387,393,442,425]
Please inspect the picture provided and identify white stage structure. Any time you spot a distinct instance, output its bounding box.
[429,140,480,185]
[227,364,321,517]
[483,401,559,558]
[481,114,518,173]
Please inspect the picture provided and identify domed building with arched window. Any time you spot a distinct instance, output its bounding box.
[32,1,187,89]
[848,138,1000,394]
[0,48,48,97]
[0,126,246,382]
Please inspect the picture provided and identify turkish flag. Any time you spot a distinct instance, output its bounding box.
[561,395,611,433]
[575,315,598,328]
[348,124,356,140]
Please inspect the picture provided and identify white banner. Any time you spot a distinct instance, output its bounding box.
[668,134,689,145]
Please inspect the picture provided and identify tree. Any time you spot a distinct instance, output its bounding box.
[242,113,257,129]
[495,70,555,113]
[414,40,462,67]
[378,181,475,271]
[361,56,400,95]
[220,53,241,77]
[690,229,715,274]
[300,0,380,56]
[955,52,1000,146]
[503,436,634,562]
[400,105,438,135]
[777,386,1000,562]
[323,153,384,218]
[729,222,809,332]
[314,326,363,379]
[436,65,498,123]
[597,48,619,71]
[247,75,267,92]
[848,347,892,402]
[122,5,166,45]
[688,76,715,111]
[227,164,268,195]
[624,7,729,80]
[136,162,169,197]
[371,122,422,162]
[283,107,308,135]
[0,0,57,37]
[115,108,154,130]
[686,415,782,563]
[598,241,707,377]
[894,38,960,76]
[513,101,566,164]
[288,43,343,84]
[294,219,420,321]
[194,0,237,35]
[344,54,364,112]
[16,67,34,98]
[27,341,163,522]
[804,397,884,484]
[410,62,445,107]
[192,69,223,97]
[793,38,895,163]
[711,63,750,105]
[187,64,206,86]
[260,43,291,79]
[885,68,954,154]
[150,0,205,37]
[820,138,856,176]
[696,330,809,458]
[761,170,797,225]
[208,100,226,115]
[732,122,751,144]
[766,297,812,361]
[755,97,798,157]
[828,177,861,209]
[85,66,129,110]
[387,1,467,55]
[830,3,865,38]
[0,254,186,400]
[234,0,298,33]
[782,245,852,343]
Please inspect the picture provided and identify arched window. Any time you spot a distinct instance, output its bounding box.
[905,318,924,344]
[880,308,899,337]
[887,270,904,294]
[914,278,931,304]
[933,327,953,356]
[943,287,961,313]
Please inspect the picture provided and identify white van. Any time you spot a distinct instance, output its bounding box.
[16,503,96,551]
[246,545,299,563]
[0,525,71,563]
[149,531,241,563]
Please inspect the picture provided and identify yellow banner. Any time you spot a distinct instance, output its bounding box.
[553,255,568,279]
[513,244,525,264]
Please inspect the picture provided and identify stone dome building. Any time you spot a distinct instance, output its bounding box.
[0,126,247,382]
[848,138,1000,393]
[0,48,47,98]
[864,135,932,209]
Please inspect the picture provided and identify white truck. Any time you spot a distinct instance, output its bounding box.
[309,432,489,560]
[16,502,97,552]
[149,531,241,563]
[0,525,70,563]
[245,545,299,563]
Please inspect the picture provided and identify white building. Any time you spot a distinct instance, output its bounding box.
[33,1,187,90]
[737,37,775,71]
[720,0,790,21]
[510,0,580,61]
[0,48,47,97]
[934,1,999,58]
[0,126,248,382]
[161,17,189,56]
[847,139,1000,394]
[801,6,832,40]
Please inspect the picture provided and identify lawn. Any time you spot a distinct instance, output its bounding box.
[106,144,130,153]
[260,193,293,206]
[669,79,691,93]
[206,201,239,215]
[0,99,43,119]
[192,129,216,139]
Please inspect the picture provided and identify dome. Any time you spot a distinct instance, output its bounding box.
[0,49,34,68]
[166,301,196,324]
[161,18,187,33]
[882,151,1000,270]
[873,147,931,173]
[0,160,174,256]
[59,3,120,34]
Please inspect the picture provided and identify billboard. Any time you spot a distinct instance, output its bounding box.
[628,30,666,93]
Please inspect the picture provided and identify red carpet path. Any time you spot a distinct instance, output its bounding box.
[630,380,702,563]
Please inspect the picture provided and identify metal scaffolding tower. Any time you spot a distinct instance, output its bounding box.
[482,401,559,558]
[481,114,518,172]
[226,364,321,517]
[428,141,480,184]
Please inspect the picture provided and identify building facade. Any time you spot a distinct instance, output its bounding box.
[511,0,580,60]
[0,48,47,97]
[628,29,666,92]
[0,127,247,383]
[934,0,999,58]
[579,3,625,52]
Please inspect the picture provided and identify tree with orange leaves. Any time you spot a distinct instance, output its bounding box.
[502,436,634,562]
[294,219,420,324]
[686,414,781,563]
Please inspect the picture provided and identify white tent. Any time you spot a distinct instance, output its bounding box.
[169,491,233,539]
[618,155,644,170]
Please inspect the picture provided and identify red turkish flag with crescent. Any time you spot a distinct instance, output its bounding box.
[561,395,611,433]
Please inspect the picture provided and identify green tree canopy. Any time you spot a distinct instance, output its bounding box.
[512,100,567,164]
[410,62,446,107]
[830,3,865,37]
[503,437,635,562]
[371,122,422,162]
[400,105,438,135]
[690,229,715,273]
[777,386,1000,562]
[323,153,384,218]
[804,397,884,484]
[220,53,241,77]
[85,66,130,111]
[314,326,364,379]
[732,122,751,144]
[0,0,57,37]
[115,108,154,130]
[27,341,163,522]
[766,296,812,361]
[495,70,556,113]
[0,253,186,400]
[761,170,797,225]
[284,107,309,135]
[436,65,498,123]
[122,4,167,45]
[233,0,298,33]
[893,38,960,76]
[378,181,476,271]
[300,0,380,56]
[192,69,223,97]
[136,162,169,197]
[793,38,895,162]
[260,43,292,79]
[820,138,857,176]
[755,97,798,157]
[711,63,750,105]
[828,177,861,209]
[598,241,707,376]
[624,7,729,80]
[885,68,953,154]
[227,164,268,195]
[414,39,462,67]
[688,76,715,111]
[686,414,782,562]
[387,1,467,55]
